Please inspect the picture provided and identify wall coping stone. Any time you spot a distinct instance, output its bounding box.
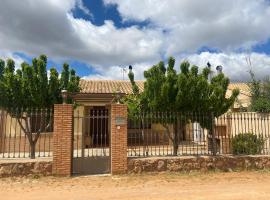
[0,157,52,164]
[128,155,270,161]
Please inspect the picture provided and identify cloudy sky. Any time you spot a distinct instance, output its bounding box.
[1,0,270,81]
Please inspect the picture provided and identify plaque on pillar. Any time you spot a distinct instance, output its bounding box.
[115,116,126,125]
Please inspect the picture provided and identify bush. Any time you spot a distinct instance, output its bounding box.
[232,133,264,155]
[251,97,270,113]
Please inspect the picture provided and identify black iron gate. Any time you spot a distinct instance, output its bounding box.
[73,107,110,175]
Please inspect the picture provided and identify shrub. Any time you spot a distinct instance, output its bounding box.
[232,133,264,155]
[251,97,270,113]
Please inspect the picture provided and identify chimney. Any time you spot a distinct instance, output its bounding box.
[216,65,223,74]
[129,65,133,72]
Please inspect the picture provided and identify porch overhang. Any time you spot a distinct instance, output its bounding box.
[72,93,126,106]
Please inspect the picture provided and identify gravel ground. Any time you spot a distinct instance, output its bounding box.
[1,171,270,200]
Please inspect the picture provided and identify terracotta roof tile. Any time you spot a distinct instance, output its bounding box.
[80,79,144,94]
[80,80,251,108]
[80,80,250,97]
[227,83,251,97]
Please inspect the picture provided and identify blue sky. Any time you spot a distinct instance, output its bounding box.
[73,0,150,28]
[1,0,270,81]
[11,0,151,77]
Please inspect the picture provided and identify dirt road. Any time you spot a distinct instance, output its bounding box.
[1,171,270,200]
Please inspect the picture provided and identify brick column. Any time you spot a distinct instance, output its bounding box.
[53,104,73,176]
[110,104,128,174]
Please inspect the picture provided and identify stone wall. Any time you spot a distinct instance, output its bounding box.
[128,155,270,173]
[0,160,52,177]
[2,155,270,177]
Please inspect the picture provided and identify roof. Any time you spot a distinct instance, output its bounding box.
[227,83,251,97]
[80,80,144,94]
[226,83,251,108]
[80,79,250,96]
[79,80,251,108]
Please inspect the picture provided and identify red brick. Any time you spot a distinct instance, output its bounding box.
[52,104,73,176]
[110,104,127,174]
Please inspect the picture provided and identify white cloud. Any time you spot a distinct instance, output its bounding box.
[184,52,270,81]
[83,62,151,80]
[105,0,270,55]
[0,51,25,70]
[84,52,270,82]
[76,0,92,16]
[0,0,162,68]
[68,17,162,66]
[1,0,270,81]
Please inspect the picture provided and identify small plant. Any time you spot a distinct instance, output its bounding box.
[232,133,264,155]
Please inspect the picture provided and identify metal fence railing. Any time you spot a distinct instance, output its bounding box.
[127,112,270,157]
[73,108,110,158]
[2,107,269,159]
[0,108,53,158]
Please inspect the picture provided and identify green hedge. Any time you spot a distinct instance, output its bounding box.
[232,133,264,155]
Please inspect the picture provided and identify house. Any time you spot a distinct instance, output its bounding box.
[2,79,268,157]
[226,83,251,111]
[75,80,251,111]
[73,80,251,151]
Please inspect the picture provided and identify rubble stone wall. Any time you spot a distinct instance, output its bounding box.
[128,155,270,173]
[0,160,52,177]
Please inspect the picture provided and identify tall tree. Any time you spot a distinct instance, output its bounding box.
[0,59,4,78]
[0,59,5,105]
[125,57,239,155]
[48,68,61,106]
[60,63,70,90]
[249,71,270,112]
[0,55,80,158]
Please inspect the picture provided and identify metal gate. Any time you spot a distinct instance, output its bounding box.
[73,107,110,175]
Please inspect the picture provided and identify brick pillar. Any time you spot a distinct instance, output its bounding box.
[53,104,73,176]
[110,104,128,174]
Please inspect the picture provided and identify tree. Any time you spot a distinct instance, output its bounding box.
[0,59,4,78]
[0,55,80,158]
[249,71,270,112]
[125,57,239,155]
[0,59,6,110]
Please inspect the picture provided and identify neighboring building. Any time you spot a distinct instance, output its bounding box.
[226,83,251,111]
